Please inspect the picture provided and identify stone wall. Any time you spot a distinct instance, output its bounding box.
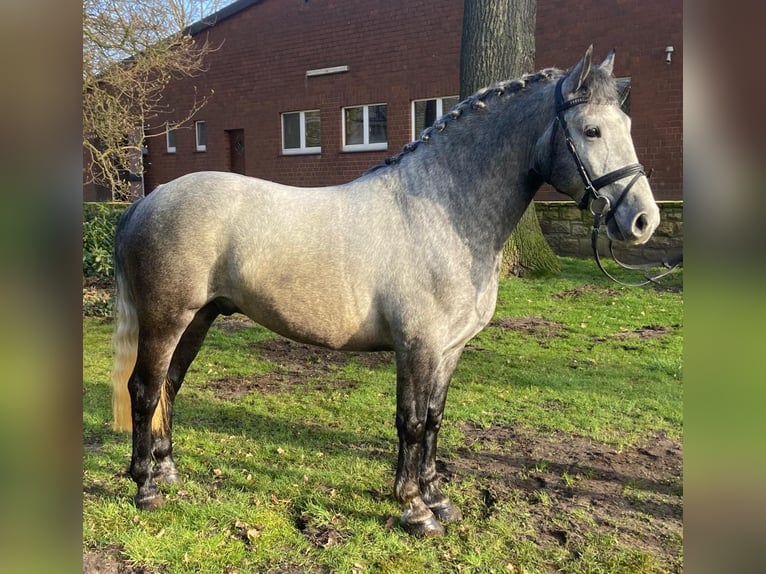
[535,201,683,264]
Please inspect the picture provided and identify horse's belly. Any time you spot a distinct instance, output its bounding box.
[234,281,390,351]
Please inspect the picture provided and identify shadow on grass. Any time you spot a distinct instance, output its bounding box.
[85,378,680,528]
[84,380,398,511]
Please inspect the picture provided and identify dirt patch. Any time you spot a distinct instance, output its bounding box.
[255,338,393,373]
[296,513,345,549]
[203,338,394,399]
[213,315,258,333]
[594,324,680,342]
[204,375,285,400]
[489,316,563,341]
[552,285,621,299]
[443,423,682,570]
[618,324,678,339]
[83,545,156,574]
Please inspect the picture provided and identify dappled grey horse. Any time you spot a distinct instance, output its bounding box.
[112,46,659,536]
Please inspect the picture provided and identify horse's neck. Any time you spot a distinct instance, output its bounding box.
[398,84,554,253]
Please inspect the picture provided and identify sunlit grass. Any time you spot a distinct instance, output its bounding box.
[83,257,682,573]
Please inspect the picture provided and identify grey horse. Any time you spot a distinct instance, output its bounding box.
[111,46,659,537]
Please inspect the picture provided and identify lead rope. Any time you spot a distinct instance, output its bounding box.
[589,171,682,286]
[590,220,680,287]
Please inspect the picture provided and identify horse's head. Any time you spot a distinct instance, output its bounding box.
[533,46,660,246]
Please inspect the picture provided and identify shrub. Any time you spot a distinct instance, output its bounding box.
[83,202,130,277]
[82,284,114,317]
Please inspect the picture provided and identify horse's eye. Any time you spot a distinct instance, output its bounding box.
[585,127,601,138]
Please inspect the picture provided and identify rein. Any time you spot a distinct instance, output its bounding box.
[538,77,682,287]
[589,201,683,287]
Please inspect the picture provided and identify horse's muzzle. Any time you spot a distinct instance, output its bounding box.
[606,203,659,245]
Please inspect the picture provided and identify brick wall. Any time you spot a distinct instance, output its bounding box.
[133,0,681,202]
[143,0,464,192]
[535,201,683,264]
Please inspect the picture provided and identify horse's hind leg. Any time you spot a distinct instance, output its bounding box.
[152,303,220,485]
[129,317,192,510]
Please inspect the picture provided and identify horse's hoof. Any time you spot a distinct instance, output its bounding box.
[134,493,164,510]
[154,461,182,485]
[154,470,182,485]
[431,502,463,523]
[401,515,445,538]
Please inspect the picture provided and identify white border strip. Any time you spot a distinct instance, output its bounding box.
[306,65,349,78]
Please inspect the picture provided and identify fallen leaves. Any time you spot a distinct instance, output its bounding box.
[296,513,345,548]
[231,519,261,548]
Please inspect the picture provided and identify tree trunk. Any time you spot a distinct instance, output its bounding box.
[460,0,560,277]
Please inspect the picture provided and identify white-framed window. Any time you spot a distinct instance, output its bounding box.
[195,120,206,152]
[411,96,460,139]
[281,110,321,155]
[342,103,387,152]
[166,125,177,154]
[616,77,631,115]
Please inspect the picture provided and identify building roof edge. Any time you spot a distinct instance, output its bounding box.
[184,0,264,36]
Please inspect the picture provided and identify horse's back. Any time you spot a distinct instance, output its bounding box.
[122,171,341,259]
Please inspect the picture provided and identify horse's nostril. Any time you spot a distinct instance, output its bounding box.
[634,213,648,234]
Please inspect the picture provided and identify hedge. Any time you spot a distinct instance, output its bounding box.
[83,202,130,278]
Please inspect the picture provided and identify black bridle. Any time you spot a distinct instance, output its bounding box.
[535,77,682,287]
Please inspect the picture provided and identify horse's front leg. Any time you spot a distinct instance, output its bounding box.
[394,343,446,537]
[419,347,464,523]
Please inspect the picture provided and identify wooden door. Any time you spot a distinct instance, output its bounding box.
[227,129,246,175]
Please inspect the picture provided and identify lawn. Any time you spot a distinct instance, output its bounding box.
[83,257,682,573]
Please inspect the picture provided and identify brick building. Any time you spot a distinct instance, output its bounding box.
[83,0,682,202]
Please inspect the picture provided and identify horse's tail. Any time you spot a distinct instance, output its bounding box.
[111,266,137,432]
[111,203,169,433]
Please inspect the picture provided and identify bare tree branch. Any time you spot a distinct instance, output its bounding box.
[83,0,220,200]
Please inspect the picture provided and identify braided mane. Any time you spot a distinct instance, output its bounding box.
[367,63,619,175]
[368,68,563,174]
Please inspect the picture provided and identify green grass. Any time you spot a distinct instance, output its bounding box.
[83,257,682,573]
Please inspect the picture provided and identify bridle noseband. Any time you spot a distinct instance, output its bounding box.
[533,77,682,286]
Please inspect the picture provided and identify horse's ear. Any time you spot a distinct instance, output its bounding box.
[600,48,616,76]
[562,44,594,95]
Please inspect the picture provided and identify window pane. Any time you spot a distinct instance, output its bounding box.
[304,111,321,148]
[344,107,364,145]
[282,113,301,149]
[616,78,631,115]
[196,121,206,146]
[166,128,176,150]
[368,104,387,144]
[414,100,436,135]
[443,96,460,113]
